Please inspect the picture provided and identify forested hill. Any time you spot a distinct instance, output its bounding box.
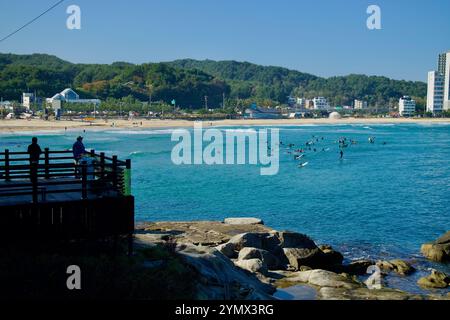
[0,53,426,108]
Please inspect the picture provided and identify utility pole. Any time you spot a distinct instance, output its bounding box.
[222,92,225,110]
[204,96,208,111]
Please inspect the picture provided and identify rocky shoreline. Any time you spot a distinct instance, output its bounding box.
[134,218,450,300]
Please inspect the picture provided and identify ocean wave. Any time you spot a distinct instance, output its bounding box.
[104,129,175,135]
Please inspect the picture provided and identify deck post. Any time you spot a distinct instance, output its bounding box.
[81,164,87,199]
[4,149,10,181]
[31,162,38,203]
[100,152,105,178]
[112,155,118,189]
[44,148,50,179]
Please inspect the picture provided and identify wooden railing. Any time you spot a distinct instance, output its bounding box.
[0,149,131,204]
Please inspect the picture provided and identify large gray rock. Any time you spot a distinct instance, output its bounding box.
[238,247,282,270]
[417,269,449,289]
[228,233,267,251]
[283,247,331,270]
[285,269,361,290]
[234,258,268,275]
[318,287,423,300]
[338,260,375,275]
[421,231,450,262]
[215,242,237,258]
[175,243,275,299]
[277,231,317,249]
[224,218,263,225]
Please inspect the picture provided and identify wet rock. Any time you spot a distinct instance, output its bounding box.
[234,258,268,275]
[421,231,450,262]
[417,269,449,289]
[282,247,342,270]
[376,259,415,275]
[224,217,263,225]
[228,233,266,251]
[238,247,282,270]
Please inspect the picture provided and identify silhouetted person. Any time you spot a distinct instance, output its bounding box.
[340,150,344,159]
[27,137,42,182]
[73,136,87,161]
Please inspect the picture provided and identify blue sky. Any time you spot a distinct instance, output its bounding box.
[0,0,449,81]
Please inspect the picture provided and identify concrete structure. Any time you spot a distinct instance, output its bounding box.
[244,104,282,119]
[312,97,329,110]
[354,99,368,109]
[399,96,416,116]
[427,71,444,114]
[328,111,342,119]
[22,93,35,110]
[46,88,101,112]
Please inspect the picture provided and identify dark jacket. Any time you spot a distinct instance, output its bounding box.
[72,141,86,159]
[27,143,42,163]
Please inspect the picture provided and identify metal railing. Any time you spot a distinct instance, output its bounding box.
[0,149,131,203]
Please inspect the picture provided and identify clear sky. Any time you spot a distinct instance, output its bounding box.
[0,0,449,81]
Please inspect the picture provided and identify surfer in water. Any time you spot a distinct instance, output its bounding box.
[340,150,344,159]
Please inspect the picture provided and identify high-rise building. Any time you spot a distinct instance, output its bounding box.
[354,99,368,109]
[427,71,444,114]
[444,51,450,110]
[399,96,415,116]
[427,51,450,113]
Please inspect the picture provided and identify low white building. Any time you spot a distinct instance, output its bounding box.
[312,97,329,110]
[427,71,444,114]
[22,92,35,110]
[46,88,101,112]
[399,96,416,117]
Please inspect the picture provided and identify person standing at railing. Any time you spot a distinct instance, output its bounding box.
[72,136,87,161]
[27,137,42,182]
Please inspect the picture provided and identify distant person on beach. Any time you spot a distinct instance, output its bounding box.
[27,137,42,181]
[72,136,87,161]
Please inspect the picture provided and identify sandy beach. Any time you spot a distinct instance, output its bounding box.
[0,117,449,133]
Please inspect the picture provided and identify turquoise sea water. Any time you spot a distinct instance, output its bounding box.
[1,123,449,294]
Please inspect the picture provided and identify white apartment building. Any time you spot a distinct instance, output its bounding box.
[312,97,329,110]
[427,71,444,114]
[354,99,368,109]
[399,96,416,116]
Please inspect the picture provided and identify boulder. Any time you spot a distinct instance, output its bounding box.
[421,231,450,262]
[338,260,375,275]
[215,242,236,258]
[319,245,344,266]
[277,231,317,249]
[376,259,415,275]
[285,269,361,290]
[228,233,266,251]
[318,287,423,300]
[283,247,331,270]
[224,217,263,225]
[175,243,275,299]
[237,247,282,270]
[417,269,449,289]
[234,258,268,275]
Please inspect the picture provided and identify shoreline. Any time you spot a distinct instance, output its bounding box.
[0,117,449,133]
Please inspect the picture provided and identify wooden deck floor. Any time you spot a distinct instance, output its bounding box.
[0,178,119,206]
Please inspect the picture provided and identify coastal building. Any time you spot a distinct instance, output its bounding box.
[354,99,368,109]
[444,51,450,111]
[22,92,35,110]
[296,98,306,109]
[398,96,416,116]
[46,88,101,112]
[426,71,444,114]
[429,51,450,112]
[244,104,282,119]
[312,97,329,110]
